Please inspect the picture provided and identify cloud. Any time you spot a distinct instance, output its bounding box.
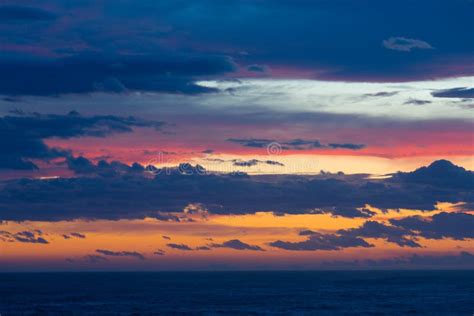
[292,211,474,251]
[69,232,86,239]
[154,249,165,256]
[389,212,474,240]
[269,231,373,251]
[195,246,212,251]
[62,232,86,239]
[0,5,56,21]
[382,37,433,52]
[83,255,108,263]
[364,91,398,97]
[393,160,473,190]
[0,54,236,96]
[403,99,432,105]
[327,143,365,150]
[340,221,421,248]
[210,239,264,251]
[0,160,472,221]
[95,249,145,260]
[431,87,474,99]
[227,138,365,151]
[0,230,48,244]
[0,112,164,170]
[232,159,284,167]
[67,156,145,176]
[167,243,193,251]
[0,1,471,82]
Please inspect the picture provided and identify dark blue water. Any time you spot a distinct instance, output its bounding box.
[1,271,473,315]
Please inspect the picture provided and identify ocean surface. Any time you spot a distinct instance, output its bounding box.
[1,271,473,315]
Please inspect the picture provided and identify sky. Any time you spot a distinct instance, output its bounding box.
[0,0,473,271]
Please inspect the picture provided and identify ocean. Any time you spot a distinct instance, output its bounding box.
[1,271,473,315]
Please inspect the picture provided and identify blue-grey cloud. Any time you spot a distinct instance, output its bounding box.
[167,243,193,251]
[0,160,472,221]
[389,212,474,240]
[340,221,421,248]
[0,112,164,170]
[95,249,145,260]
[431,87,474,99]
[1,0,472,83]
[0,54,235,96]
[382,37,433,52]
[210,239,264,251]
[0,230,48,244]
[404,99,432,105]
[269,231,373,251]
[227,138,365,151]
[232,159,284,167]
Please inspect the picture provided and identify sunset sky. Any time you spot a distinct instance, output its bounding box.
[0,0,473,271]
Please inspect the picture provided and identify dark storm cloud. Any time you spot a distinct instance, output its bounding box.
[0,112,164,170]
[269,232,373,251]
[0,230,48,244]
[431,87,474,99]
[0,54,236,96]
[0,5,56,21]
[210,239,265,251]
[0,160,472,221]
[154,249,165,256]
[227,138,365,151]
[167,243,193,251]
[389,212,474,240]
[95,249,145,260]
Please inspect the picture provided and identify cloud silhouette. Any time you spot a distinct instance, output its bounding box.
[228,138,365,151]
[210,239,265,251]
[167,243,193,251]
[0,230,48,244]
[95,249,145,260]
[0,112,164,170]
[269,232,372,251]
[0,160,472,221]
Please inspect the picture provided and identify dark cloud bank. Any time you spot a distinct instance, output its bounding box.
[0,159,472,221]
